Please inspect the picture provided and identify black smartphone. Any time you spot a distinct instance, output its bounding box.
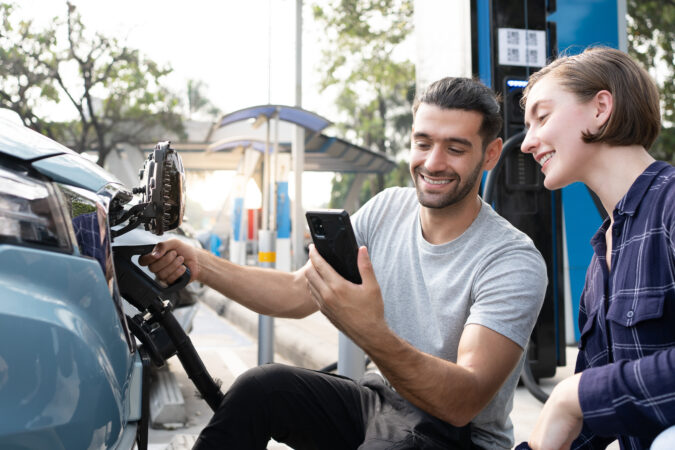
[305,209,362,284]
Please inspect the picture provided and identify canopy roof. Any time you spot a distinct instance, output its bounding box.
[218,105,332,133]
[206,133,396,173]
[141,105,396,174]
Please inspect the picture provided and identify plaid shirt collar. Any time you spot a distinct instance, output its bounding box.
[590,161,671,248]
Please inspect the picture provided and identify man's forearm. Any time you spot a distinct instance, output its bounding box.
[197,250,317,318]
[358,325,484,426]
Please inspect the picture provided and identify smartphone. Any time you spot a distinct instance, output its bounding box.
[305,209,362,284]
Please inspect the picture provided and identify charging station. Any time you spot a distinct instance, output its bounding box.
[473,0,564,380]
[474,0,626,381]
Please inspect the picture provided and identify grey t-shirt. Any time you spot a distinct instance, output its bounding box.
[351,187,547,449]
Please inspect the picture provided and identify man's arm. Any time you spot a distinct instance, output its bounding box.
[305,245,523,426]
[140,239,318,318]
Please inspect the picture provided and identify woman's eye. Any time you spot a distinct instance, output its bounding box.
[538,114,549,123]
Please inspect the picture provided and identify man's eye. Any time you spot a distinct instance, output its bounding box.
[415,142,430,149]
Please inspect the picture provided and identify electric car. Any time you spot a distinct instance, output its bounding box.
[0,112,222,449]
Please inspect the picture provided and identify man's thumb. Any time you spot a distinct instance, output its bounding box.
[357,246,374,282]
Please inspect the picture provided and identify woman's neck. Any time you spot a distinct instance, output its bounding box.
[583,144,655,222]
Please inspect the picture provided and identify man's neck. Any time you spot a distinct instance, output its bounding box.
[419,195,482,245]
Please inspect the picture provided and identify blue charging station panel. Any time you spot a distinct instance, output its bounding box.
[474,0,623,343]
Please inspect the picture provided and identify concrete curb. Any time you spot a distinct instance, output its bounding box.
[200,287,339,370]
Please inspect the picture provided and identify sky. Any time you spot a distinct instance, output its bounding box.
[15,0,338,215]
[19,0,328,114]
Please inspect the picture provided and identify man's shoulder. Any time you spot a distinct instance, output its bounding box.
[364,187,417,212]
[375,186,416,200]
[474,202,547,270]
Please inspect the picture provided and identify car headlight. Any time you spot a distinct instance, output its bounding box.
[0,166,74,252]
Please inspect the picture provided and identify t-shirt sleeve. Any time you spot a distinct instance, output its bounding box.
[465,243,548,349]
[351,187,394,248]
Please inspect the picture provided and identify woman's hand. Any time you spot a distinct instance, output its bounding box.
[528,373,584,450]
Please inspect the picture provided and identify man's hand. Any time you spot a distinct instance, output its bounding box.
[528,373,584,450]
[139,239,200,284]
[305,244,389,344]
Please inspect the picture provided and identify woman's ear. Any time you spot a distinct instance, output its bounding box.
[593,90,613,128]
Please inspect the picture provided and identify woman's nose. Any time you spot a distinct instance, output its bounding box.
[520,129,538,154]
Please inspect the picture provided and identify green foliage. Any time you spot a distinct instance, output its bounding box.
[313,0,415,208]
[187,79,221,120]
[0,3,59,136]
[329,172,356,209]
[627,0,674,162]
[0,2,185,165]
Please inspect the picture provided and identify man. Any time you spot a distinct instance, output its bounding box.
[141,77,547,449]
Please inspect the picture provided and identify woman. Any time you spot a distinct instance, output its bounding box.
[519,47,675,449]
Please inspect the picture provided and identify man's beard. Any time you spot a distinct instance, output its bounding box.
[413,157,484,209]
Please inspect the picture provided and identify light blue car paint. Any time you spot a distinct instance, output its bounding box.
[0,246,137,449]
[0,115,141,449]
[32,152,125,193]
[0,116,73,161]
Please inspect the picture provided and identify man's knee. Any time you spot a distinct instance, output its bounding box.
[229,363,300,399]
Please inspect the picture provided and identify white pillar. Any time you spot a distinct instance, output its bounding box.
[292,0,306,270]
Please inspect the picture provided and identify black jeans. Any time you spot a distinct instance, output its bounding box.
[192,363,475,450]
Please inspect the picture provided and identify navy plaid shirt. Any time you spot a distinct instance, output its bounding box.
[572,161,675,449]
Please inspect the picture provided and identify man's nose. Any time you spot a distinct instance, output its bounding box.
[424,145,446,171]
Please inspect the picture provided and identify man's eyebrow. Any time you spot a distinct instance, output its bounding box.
[412,131,473,147]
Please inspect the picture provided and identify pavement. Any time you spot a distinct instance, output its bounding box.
[198,287,619,449]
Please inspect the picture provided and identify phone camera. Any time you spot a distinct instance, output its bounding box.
[311,217,326,236]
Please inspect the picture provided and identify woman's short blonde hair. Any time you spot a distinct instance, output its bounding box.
[522,47,661,149]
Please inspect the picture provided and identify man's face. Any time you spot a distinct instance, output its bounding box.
[409,104,487,209]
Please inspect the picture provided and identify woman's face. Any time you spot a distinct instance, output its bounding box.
[521,75,600,190]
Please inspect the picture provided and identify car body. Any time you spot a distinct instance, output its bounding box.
[0,113,143,449]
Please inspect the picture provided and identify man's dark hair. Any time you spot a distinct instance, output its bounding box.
[412,77,503,147]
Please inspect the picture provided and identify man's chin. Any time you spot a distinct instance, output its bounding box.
[416,191,455,209]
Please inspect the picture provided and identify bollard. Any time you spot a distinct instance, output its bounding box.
[257,229,275,365]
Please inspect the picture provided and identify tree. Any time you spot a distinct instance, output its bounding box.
[313,0,415,207]
[187,79,221,120]
[0,3,60,137]
[0,2,185,165]
[627,0,674,162]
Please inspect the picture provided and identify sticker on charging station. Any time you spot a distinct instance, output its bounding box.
[498,28,546,67]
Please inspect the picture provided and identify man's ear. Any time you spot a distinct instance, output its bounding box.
[483,137,503,171]
[593,90,613,128]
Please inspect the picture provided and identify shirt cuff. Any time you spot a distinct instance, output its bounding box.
[578,365,619,437]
